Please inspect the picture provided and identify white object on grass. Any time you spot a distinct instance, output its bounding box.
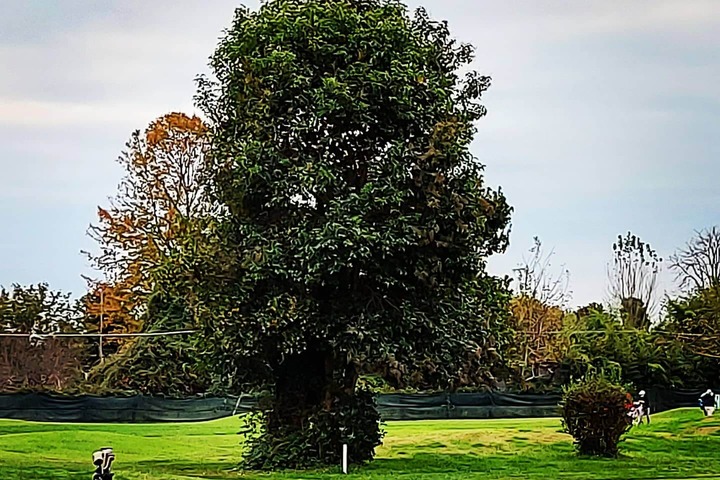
[342,443,348,474]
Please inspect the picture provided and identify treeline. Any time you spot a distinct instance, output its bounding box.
[2,225,718,396]
[0,282,223,396]
[0,114,222,397]
[498,229,720,393]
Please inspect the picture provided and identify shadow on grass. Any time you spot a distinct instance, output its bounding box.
[133,460,239,479]
[360,450,720,480]
[85,449,720,480]
[0,466,87,480]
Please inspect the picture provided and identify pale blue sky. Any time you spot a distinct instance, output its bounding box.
[0,0,718,308]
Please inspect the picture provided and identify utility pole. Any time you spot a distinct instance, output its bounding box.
[99,287,104,364]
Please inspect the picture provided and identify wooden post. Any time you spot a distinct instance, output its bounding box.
[99,288,104,364]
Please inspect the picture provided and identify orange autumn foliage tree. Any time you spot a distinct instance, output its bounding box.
[85,112,214,314]
[81,280,143,361]
[82,112,220,394]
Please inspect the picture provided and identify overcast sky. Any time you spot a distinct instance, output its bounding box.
[1,0,718,308]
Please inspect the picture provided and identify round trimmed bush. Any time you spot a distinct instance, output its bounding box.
[561,377,632,457]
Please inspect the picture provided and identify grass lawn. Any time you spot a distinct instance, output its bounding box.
[0,408,718,479]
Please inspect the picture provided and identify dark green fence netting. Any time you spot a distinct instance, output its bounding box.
[646,388,716,413]
[0,389,710,423]
[0,393,256,423]
[375,392,562,420]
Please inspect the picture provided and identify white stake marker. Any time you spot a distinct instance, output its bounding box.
[342,443,348,474]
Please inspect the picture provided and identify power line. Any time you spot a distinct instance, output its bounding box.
[2,329,717,339]
[516,329,720,337]
[0,329,198,339]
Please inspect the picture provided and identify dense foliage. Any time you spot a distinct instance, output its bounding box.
[192,0,512,467]
[560,309,676,389]
[561,377,632,457]
[506,296,569,388]
[84,293,218,397]
[0,284,84,392]
[662,284,720,388]
[80,281,143,364]
[242,388,383,469]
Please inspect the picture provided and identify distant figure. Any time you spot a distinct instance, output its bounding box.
[700,389,715,416]
[636,390,651,424]
[629,401,643,425]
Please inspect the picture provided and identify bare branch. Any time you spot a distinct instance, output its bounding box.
[669,226,720,292]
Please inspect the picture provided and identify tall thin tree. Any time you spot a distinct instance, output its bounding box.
[606,232,661,330]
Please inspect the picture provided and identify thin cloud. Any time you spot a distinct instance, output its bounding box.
[0,0,718,307]
[0,98,176,128]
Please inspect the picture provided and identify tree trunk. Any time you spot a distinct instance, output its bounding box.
[269,346,336,432]
[252,348,380,468]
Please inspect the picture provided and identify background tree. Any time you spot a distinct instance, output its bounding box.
[194,0,512,468]
[662,284,720,388]
[0,283,80,334]
[575,302,605,321]
[508,237,572,387]
[561,308,675,389]
[84,112,219,394]
[86,112,213,296]
[669,226,720,292]
[607,232,661,330]
[0,284,84,392]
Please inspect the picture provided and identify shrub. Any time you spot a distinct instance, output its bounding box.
[241,388,384,470]
[561,376,632,457]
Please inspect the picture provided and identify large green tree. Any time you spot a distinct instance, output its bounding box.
[193,0,512,467]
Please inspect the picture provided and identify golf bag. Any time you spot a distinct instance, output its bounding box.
[628,402,644,425]
[92,448,115,480]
